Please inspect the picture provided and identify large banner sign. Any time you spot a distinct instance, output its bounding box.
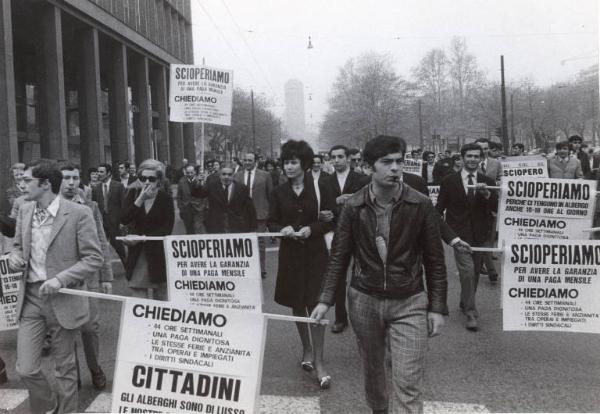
[112,299,267,413]
[0,254,23,331]
[503,240,600,333]
[169,64,233,125]
[403,158,422,175]
[427,185,440,206]
[164,234,263,312]
[498,178,596,245]
[501,155,548,178]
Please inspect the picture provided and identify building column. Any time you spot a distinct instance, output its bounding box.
[108,43,131,163]
[39,4,67,160]
[151,65,170,163]
[132,55,152,162]
[169,122,184,169]
[78,27,104,174]
[183,123,196,163]
[0,0,18,210]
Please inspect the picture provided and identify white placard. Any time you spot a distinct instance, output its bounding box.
[112,299,267,413]
[501,155,548,178]
[164,234,263,312]
[0,254,22,331]
[427,185,440,206]
[503,240,600,333]
[498,177,596,245]
[403,158,422,175]
[169,64,233,125]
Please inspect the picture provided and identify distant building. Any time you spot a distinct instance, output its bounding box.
[0,0,197,204]
[284,79,306,140]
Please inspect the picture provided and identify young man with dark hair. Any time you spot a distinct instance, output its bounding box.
[323,144,370,333]
[117,161,136,188]
[312,135,448,414]
[568,135,591,178]
[436,143,498,331]
[9,160,103,413]
[548,140,584,179]
[511,143,525,156]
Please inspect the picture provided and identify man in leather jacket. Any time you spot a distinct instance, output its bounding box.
[312,135,448,414]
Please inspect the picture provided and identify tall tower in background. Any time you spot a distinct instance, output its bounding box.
[284,79,306,140]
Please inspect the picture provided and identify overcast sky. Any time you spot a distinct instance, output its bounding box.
[191,0,598,130]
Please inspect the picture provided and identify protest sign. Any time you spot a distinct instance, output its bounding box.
[427,185,440,206]
[403,158,422,175]
[503,240,600,333]
[112,299,267,413]
[498,177,596,245]
[0,254,23,331]
[169,64,233,125]
[164,234,263,312]
[501,155,548,178]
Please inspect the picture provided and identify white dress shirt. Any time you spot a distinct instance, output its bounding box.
[461,168,476,194]
[336,168,350,193]
[28,196,60,283]
[244,168,257,198]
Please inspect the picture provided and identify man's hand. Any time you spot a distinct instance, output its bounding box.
[336,194,352,205]
[8,253,26,271]
[39,278,62,296]
[427,312,445,337]
[100,282,112,295]
[297,226,312,239]
[280,226,296,238]
[310,303,330,322]
[453,239,472,254]
[475,183,490,199]
[318,210,334,222]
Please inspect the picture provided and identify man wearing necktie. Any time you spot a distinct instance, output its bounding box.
[177,165,206,234]
[234,153,273,278]
[9,161,103,413]
[436,143,498,331]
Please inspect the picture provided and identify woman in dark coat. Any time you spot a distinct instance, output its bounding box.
[121,159,174,300]
[267,140,335,389]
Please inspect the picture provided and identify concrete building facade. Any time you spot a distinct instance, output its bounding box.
[0,0,198,202]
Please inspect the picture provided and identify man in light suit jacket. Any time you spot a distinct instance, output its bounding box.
[234,153,273,277]
[475,138,502,283]
[548,140,584,179]
[9,160,103,414]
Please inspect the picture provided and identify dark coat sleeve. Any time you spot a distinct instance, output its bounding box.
[266,189,284,233]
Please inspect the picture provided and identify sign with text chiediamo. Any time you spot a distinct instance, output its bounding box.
[111,298,267,413]
[498,177,596,245]
[501,155,548,178]
[503,240,600,333]
[169,64,233,125]
[164,234,263,312]
[0,254,23,331]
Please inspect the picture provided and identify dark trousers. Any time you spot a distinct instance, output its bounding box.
[334,260,352,323]
[105,223,126,265]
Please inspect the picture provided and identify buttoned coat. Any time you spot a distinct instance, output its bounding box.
[12,199,104,329]
[234,169,273,220]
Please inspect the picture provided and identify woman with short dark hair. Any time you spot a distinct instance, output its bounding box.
[267,140,335,389]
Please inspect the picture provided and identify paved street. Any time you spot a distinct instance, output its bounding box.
[1,235,600,412]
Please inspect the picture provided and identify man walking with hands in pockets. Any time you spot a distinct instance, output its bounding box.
[312,135,448,414]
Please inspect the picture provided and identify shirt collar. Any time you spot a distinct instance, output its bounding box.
[368,182,402,206]
[461,169,476,179]
[337,167,350,180]
[39,195,60,217]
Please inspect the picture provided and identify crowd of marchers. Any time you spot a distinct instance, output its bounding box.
[0,133,595,414]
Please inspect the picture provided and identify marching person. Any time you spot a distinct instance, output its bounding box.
[436,143,498,331]
[92,163,126,265]
[59,163,113,390]
[234,153,273,278]
[269,140,335,389]
[569,135,591,178]
[548,140,583,179]
[117,161,136,188]
[311,135,448,413]
[191,163,257,234]
[177,164,207,234]
[323,145,370,333]
[9,160,103,413]
[511,143,525,156]
[121,159,174,300]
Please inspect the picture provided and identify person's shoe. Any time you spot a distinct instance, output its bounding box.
[45,397,58,414]
[0,357,7,384]
[91,367,107,390]
[330,321,348,334]
[466,315,478,331]
[300,361,314,372]
[318,375,331,389]
[489,273,499,283]
[261,271,267,279]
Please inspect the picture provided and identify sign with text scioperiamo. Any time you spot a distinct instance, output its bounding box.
[0,254,23,331]
[501,155,548,178]
[111,298,267,413]
[164,234,263,312]
[169,64,233,125]
[498,177,596,245]
[503,240,600,333]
